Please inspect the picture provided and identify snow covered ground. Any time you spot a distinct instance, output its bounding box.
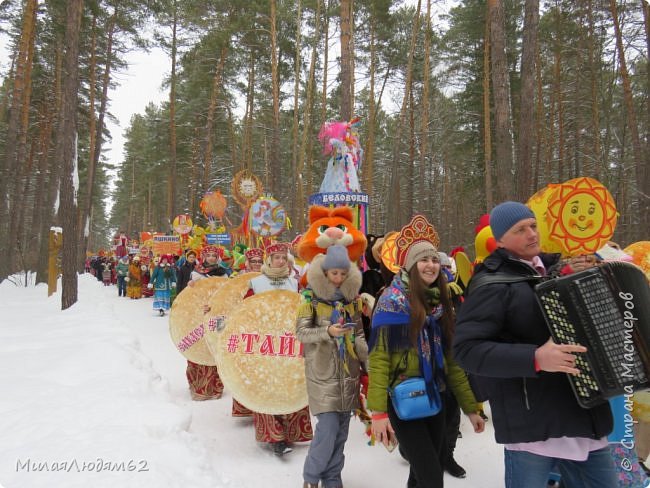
[0,273,504,488]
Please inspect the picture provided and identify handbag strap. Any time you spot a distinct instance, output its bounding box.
[389,350,409,389]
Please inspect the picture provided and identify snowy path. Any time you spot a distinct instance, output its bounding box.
[0,274,504,487]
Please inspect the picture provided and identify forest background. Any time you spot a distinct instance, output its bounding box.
[0,0,648,308]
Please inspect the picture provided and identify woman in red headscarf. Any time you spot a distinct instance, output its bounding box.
[184,245,231,401]
[241,242,313,456]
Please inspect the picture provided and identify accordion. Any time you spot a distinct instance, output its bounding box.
[535,261,650,408]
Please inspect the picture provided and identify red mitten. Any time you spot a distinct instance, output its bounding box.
[560,264,574,276]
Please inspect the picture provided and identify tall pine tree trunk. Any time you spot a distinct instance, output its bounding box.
[552,7,565,181]
[226,106,238,173]
[609,0,646,240]
[364,14,376,226]
[339,0,353,120]
[243,49,256,172]
[188,127,201,217]
[16,137,37,263]
[291,0,302,217]
[168,1,179,221]
[36,40,64,285]
[297,0,322,231]
[587,0,602,179]
[408,88,416,217]
[270,0,281,201]
[534,46,545,189]
[82,13,97,258]
[641,2,650,234]
[321,0,329,123]
[488,0,514,202]
[0,0,38,280]
[29,102,55,270]
[57,0,84,310]
[419,0,432,213]
[81,7,116,261]
[202,46,228,192]
[517,0,539,201]
[387,0,421,230]
[483,11,494,210]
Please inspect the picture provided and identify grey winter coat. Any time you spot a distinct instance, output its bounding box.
[295,255,369,415]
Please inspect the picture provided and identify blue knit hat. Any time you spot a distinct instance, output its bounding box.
[489,201,536,241]
[322,244,351,271]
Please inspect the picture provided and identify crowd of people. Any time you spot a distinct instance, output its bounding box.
[85,201,649,488]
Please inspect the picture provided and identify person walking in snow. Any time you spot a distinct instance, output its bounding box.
[243,242,313,456]
[126,255,144,299]
[115,256,129,297]
[296,244,368,488]
[185,245,230,401]
[149,255,177,316]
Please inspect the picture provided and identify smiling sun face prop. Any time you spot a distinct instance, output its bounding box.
[547,177,617,255]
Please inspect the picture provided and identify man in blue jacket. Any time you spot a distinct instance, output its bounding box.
[453,201,616,488]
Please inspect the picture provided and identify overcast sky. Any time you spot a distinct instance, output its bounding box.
[105,45,169,167]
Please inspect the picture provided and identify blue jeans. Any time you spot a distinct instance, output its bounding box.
[117,276,126,296]
[504,446,619,488]
[303,412,351,488]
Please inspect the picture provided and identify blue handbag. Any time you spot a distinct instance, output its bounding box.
[388,376,441,420]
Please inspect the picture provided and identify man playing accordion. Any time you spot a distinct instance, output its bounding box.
[453,201,617,488]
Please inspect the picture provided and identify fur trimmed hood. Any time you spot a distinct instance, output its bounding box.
[307,253,362,302]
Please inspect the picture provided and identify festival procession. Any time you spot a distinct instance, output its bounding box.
[2,2,650,488]
[75,118,650,488]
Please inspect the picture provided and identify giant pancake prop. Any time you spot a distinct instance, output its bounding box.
[203,272,262,362]
[212,289,308,415]
[169,276,228,365]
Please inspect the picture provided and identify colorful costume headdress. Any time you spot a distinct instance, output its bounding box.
[200,245,223,261]
[395,215,440,271]
[245,248,264,260]
[264,242,290,257]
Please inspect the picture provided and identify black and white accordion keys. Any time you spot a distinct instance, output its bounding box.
[535,261,650,408]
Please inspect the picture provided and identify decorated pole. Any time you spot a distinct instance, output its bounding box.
[231,170,263,247]
[248,194,290,249]
[172,213,193,250]
[310,118,369,245]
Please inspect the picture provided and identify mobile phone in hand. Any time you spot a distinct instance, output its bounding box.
[383,432,398,453]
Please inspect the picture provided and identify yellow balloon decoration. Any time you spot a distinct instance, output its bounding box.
[526,184,564,254]
[547,177,618,255]
[623,241,650,281]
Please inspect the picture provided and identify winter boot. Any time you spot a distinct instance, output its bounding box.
[272,441,292,456]
[444,457,466,478]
